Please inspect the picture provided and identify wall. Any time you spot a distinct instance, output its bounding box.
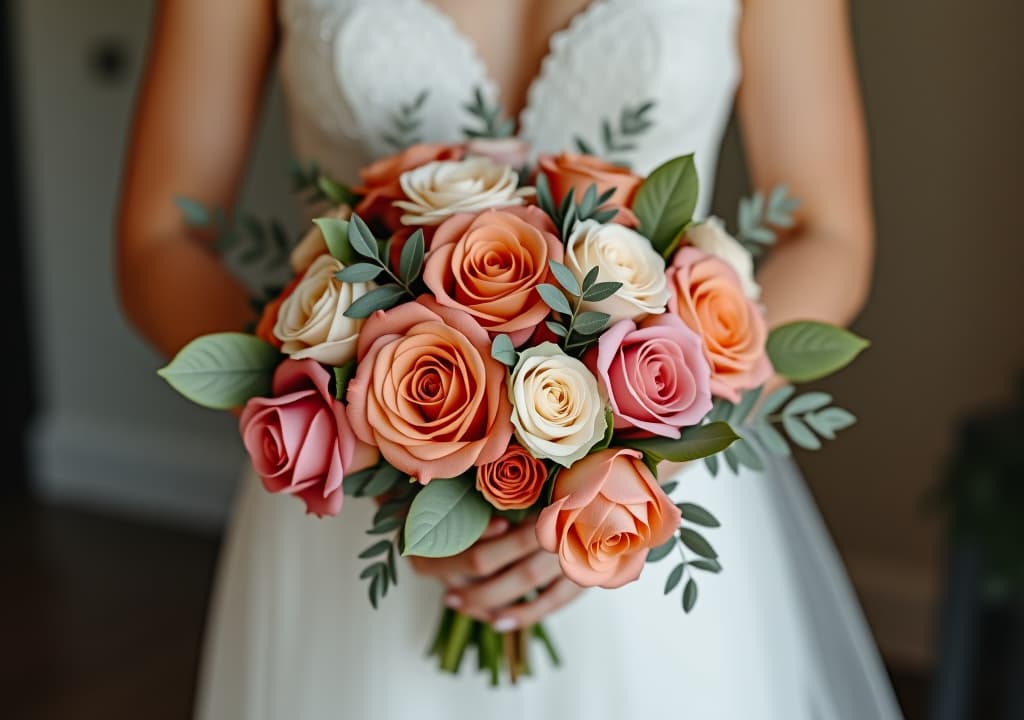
[16,0,295,528]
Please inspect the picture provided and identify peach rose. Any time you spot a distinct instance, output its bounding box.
[345,297,514,484]
[536,448,681,588]
[423,206,562,346]
[354,143,464,230]
[476,444,547,511]
[240,359,378,518]
[537,152,643,226]
[667,247,773,402]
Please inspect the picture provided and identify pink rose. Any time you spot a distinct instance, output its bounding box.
[465,137,532,168]
[667,247,773,402]
[345,297,514,484]
[587,314,712,438]
[536,448,681,589]
[240,359,379,517]
[423,207,562,345]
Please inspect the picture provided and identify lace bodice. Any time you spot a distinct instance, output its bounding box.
[278,0,740,216]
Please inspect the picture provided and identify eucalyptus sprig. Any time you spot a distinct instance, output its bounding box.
[535,176,619,239]
[290,160,358,207]
[647,485,722,613]
[462,86,515,139]
[176,197,291,272]
[537,261,621,357]
[575,100,656,165]
[737,185,799,257]
[384,90,430,150]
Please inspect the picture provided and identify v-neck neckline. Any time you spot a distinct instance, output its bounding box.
[411,0,609,130]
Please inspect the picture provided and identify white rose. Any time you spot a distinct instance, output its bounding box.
[686,217,761,300]
[274,254,375,366]
[290,205,352,275]
[508,343,607,468]
[565,219,670,323]
[394,158,533,226]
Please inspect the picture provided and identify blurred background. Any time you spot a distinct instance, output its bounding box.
[3,1,1022,718]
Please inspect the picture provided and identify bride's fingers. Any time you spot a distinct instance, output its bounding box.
[480,517,510,540]
[407,518,532,584]
[444,551,561,619]
[490,578,585,632]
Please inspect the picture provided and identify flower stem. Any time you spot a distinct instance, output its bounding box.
[440,611,475,673]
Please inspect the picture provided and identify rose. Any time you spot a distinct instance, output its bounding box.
[354,142,464,230]
[564,219,670,323]
[536,448,681,588]
[240,359,378,517]
[588,314,712,438]
[290,205,353,275]
[667,247,773,402]
[465,137,532,168]
[254,273,301,349]
[536,152,642,225]
[273,254,375,366]
[345,297,513,484]
[508,343,606,468]
[423,206,562,345]
[685,217,760,300]
[394,157,533,226]
[476,443,547,511]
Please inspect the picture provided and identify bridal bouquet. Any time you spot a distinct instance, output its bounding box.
[160,93,868,684]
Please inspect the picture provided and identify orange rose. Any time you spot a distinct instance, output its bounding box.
[423,206,562,345]
[667,247,772,402]
[536,448,681,589]
[354,143,464,231]
[536,152,642,226]
[476,444,547,511]
[345,297,513,484]
[254,274,303,348]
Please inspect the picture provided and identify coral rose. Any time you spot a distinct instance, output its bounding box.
[667,247,773,402]
[345,297,513,484]
[476,444,547,511]
[588,314,712,438]
[537,152,642,225]
[239,359,378,517]
[423,206,562,346]
[354,143,464,230]
[536,448,681,588]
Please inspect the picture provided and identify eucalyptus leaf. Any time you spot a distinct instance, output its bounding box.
[661,480,679,496]
[545,321,568,338]
[766,321,869,383]
[632,154,699,254]
[581,266,600,292]
[335,263,381,283]
[782,415,822,450]
[679,527,717,559]
[347,214,380,260]
[582,281,622,303]
[490,334,518,367]
[664,564,685,595]
[548,260,581,297]
[403,477,492,558]
[756,385,796,420]
[783,391,833,417]
[358,540,392,559]
[175,196,210,226]
[752,422,791,457]
[628,421,740,463]
[536,284,572,316]
[729,437,765,471]
[314,217,356,265]
[730,386,764,425]
[646,537,676,563]
[157,333,278,410]
[343,285,408,319]
[572,311,611,336]
[677,502,720,528]
[682,578,698,613]
[704,453,720,477]
[361,463,405,497]
[342,467,376,496]
[689,558,722,573]
[399,229,425,283]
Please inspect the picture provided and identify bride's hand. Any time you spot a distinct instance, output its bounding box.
[408,517,585,631]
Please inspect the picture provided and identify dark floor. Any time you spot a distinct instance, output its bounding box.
[4,497,930,719]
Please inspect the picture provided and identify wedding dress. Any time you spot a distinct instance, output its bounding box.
[195,1,903,717]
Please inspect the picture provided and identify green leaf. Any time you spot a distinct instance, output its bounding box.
[627,421,740,463]
[632,154,699,254]
[545,321,568,338]
[490,334,518,367]
[679,527,717,559]
[582,281,622,303]
[548,260,581,297]
[157,333,278,410]
[729,386,764,426]
[581,266,600,292]
[682,578,698,613]
[335,263,381,283]
[646,536,676,563]
[399,229,425,284]
[661,480,679,496]
[342,467,376,496]
[317,176,357,206]
[358,540,392,559]
[573,311,611,336]
[756,385,796,420]
[536,284,572,316]
[751,422,791,457]
[664,564,685,594]
[689,558,722,573]
[347,214,380,260]
[361,463,405,497]
[782,415,822,450]
[314,217,356,265]
[175,196,210,226]
[590,408,615,453]
[333,360,357,401]
[813,407,857,433]
[403,477,492,558]
[783,391,833,417]
[704,453,720,477]
[766,321,869,383]
[677,502,720,528]
[343,285,408,319]
[367,516,403,535]
[729,436,765,471]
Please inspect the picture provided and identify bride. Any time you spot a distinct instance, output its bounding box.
[117,0,902,718]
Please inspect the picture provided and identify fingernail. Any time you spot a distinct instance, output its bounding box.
[492,617,516,632]
[444,594,462,608]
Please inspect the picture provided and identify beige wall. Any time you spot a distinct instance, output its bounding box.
[713,0,1024,668]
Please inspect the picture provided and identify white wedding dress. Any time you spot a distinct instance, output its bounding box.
[195,1,904,718]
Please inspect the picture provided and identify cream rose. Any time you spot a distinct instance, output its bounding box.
[273,254,375,365]
[508,343,606,468]
[686,217,760,300]
[565,219,670,323]
[394,157,533,226]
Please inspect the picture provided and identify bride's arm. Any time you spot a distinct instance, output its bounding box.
[116,0,277,359]
[738,0,874,331]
